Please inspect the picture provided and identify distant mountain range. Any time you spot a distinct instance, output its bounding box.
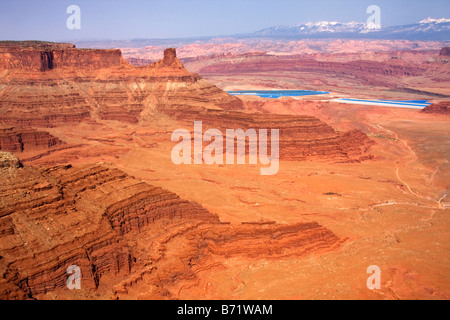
[251,18,450,40]
[74,18,450,50]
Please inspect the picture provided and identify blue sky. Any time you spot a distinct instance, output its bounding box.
[0,0,449,41]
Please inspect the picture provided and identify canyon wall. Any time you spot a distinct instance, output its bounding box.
[0,157,343,299]
[0,44,241,126]
[0,43,374,162]
[196,54,426,77]
[0,126,63,152]
[0,41,123,71]
[180,49,450,98]
[0,41,381,300]
[440,47,450,56]
[165,108,374,162]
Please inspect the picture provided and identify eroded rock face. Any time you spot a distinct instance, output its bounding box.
[0,126,63,152]
[197,55,426,77]
[439,47,450,56]
[0,163,217,299]
[163,48,177,66]
[0,41,379,300]
[0,43,241,126]
[0,42,373,161]
[165,109,375,162]
[0,162,343,299]
[422,101,450,114]
[182,49,450,97]
[0,41,123,71]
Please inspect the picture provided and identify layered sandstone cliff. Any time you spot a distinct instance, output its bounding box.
[196,53,427,77]
[0,151,21,168]
[165,108,374,162]
[0,41,123,71]
[422,101,450,114]
[0,42,373,162]
[0,159,343,299]
[182,50,449,98]
[0,41,378,300]
[0,43,241,126]
[0,126,63,152]
[440,47,450,57]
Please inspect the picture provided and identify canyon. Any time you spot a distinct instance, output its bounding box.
[116,39,450,100]
[0,41,449,300]
[183,49,450,99]
[1,154,343,299]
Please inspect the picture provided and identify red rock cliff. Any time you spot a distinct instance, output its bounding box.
[0,41,123,71]
[0,126,63,152]
[0,43,241,126]
[422,101,450,114]
[439,47,450,57]
[0,160,343,299]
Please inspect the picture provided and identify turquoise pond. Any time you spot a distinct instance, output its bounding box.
[226,90,329,98]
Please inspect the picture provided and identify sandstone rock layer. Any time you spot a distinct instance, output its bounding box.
[0,126,63,152]
[0,42,373,162]
[0,160,343,299]
[0,43,241,126]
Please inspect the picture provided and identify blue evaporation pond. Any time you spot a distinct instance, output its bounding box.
[338,98,431,108]
[226,90,329,98]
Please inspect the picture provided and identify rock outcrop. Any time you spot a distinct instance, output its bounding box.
[166,109,374,162]
[0,41,381,300]
[0,41,123,71]
[0,43,242,126]
[422,101,450,114]
[0,162,343,299]
[0,126,63,152]
[0,42,373,161]
[0,151,21,169]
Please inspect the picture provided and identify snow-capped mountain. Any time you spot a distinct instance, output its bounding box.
[257,21,370,36]
[252,18,450,40]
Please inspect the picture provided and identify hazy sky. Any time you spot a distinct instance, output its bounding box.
[0,0,449,41]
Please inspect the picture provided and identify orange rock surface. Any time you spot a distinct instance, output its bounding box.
[0,42,241,127]
[180,47,450,99]
[0,41,449,300]
[0,156,343,299]
[0,126,63,152]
